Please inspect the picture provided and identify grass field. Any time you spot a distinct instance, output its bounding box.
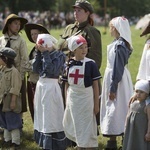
[0,26,146,149]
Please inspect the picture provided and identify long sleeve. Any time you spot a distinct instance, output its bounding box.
[110,43,131,93]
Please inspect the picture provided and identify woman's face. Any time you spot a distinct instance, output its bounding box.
[8,19,21,35]
[30,29,41,43]
[74,7,90,23]
[74,43,88,60]
[109,22,120,38]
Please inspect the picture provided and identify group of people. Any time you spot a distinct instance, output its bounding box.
[0,0,150,150]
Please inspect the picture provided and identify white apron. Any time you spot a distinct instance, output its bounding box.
[100,42,133,135]
[63,57,98,147]
[34,78,64,133]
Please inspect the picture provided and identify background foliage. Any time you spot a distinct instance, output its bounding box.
[0,0,150,18]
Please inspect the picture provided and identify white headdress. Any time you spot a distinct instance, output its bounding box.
[36,34,57,47]
[67,35,87,51]
[111,16,132,47]
[135,79,150,94]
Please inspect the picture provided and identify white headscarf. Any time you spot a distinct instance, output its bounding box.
[36,34,57,47]
[111,16,132,47]
[135,79,150,94]
[67,35,87,51]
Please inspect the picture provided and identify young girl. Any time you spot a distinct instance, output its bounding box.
[0,14,28,125]
[0,47,22,149]
[33,34,67,150]
[100,17,133,150]
[123,79,150,150]
[62,35,101,150]
[24,23,50,122]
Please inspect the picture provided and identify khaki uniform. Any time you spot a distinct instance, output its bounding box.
[57,21,102,69]
[0,66,22,104]
[0,34,28,79]
[0,33,29,112]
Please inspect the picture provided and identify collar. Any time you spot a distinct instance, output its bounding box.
[71,20,89,29]
[4,33,19,40]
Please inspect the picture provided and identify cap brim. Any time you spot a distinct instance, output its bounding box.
[140,21,150,37]
[25,24,50,43]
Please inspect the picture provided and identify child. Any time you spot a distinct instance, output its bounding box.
[100,17,133,150]
[24,23,50,122]
[32,34,67,150]
[0,47,22,149]
[62,35,101,149]
[123,79,150,150]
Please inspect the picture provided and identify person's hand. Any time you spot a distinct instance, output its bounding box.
[145,132,150,141]
[129,94,137,107]
[109,92,116,100]
[36,44,53,52]
[10,99,16,110]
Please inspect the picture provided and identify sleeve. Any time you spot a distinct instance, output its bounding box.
[110,45,130,93]
[32,51,42,74]
[84,27,102,69]
[136,40,150,80]
[19,38,29,79]
[10,68,22,96]
[42,51,65,76]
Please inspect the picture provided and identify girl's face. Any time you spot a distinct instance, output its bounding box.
[8,19,21,35]
[109,22,120,38]
[74,43,88,60]
[135,90,148,102]
[31,29,41,43]
[0,57,6,66]
[74,7,90,23]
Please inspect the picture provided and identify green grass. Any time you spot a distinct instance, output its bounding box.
[0,26,146,149]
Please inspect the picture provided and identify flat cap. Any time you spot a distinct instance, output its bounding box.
[0,47,16,59]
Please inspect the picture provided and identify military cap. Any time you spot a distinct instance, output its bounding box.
[73,0,94,14]
[0,47,16,59]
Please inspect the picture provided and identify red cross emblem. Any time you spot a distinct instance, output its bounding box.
[38,38,44,45]
[69,69,84,84]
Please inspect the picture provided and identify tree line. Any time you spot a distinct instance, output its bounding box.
[0,0,149,17]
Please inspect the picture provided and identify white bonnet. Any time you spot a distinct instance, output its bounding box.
[135,79,150,94]
[36,34,57,47]
[67,35,87,51]
[111,16,132,47]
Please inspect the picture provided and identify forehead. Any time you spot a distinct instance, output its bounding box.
[10,19,21,24]
[30,29,40,33]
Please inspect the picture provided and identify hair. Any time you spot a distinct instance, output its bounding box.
[83,9,94,26]
[0,55,15,68]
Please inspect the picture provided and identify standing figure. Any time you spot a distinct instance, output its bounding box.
[136,21,150,81]
[24,23,50,122]
[100,17,133,150]
[0,14,28,116]
[57,0,102,128]
[123,79,150,150]
[0,47,22,150]
[62,35,101,150]
[33,34,67,150]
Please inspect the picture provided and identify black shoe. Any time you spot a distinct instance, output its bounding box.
[1,140,11,148]
[10,143,20,150]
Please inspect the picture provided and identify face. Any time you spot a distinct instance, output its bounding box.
[8,19,21,35]
[135,90,148,102]
[31,29,41,43]
[109,22,119,38]
[0,57,6,66]
[74,43,88,60]
[74,7,90,23]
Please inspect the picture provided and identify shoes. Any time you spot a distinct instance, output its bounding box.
[9,143,20,150]
[0,140,11,149]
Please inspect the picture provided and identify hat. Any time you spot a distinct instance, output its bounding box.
[73,0,94,14]
[0,47,16,59]
[135,79,150,94]
[67,35,87,51]
[25,23,50,43]
[36,34,58,47]
[140,21,150,37]
[111,16,132,47]
[2,14,28,34]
